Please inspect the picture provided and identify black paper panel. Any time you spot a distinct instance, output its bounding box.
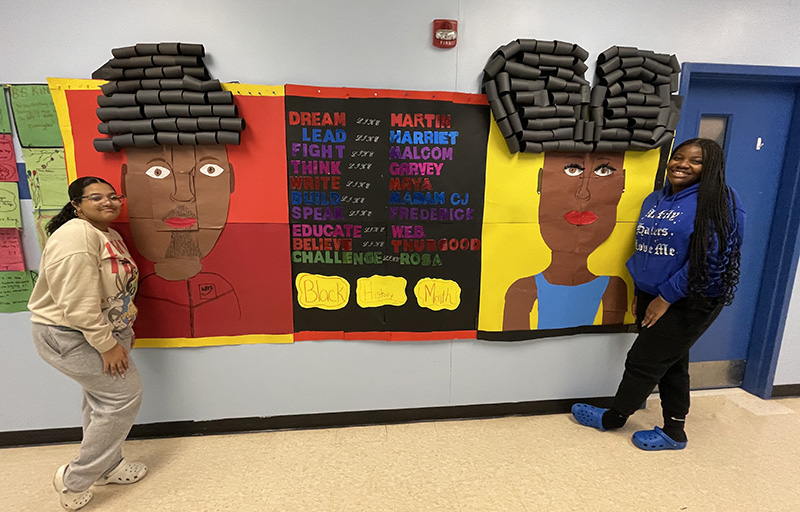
[285,92,489,333]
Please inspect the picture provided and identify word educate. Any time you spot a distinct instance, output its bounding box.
[291,224,365,260]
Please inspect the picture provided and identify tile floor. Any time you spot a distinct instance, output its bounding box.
[2,388,799,511]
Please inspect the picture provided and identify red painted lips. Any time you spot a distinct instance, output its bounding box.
[564,210,598,225]
[164,217,197,228]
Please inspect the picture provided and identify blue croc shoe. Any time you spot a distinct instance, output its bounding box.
[632,427,687,451]
[571,403,607,431]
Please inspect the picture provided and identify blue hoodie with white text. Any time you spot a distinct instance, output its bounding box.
[625,182,745,304]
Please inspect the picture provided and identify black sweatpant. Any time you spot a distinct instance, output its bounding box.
[612,292,723,420]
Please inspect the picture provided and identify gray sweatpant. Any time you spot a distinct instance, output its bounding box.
[32,323,143,492]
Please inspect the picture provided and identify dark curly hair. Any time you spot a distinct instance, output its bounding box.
[46,176,115,235]
[675,138,742,305]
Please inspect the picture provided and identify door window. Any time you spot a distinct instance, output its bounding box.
[698,115,729,149]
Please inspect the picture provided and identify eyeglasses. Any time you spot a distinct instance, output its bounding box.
[80,194,126,204]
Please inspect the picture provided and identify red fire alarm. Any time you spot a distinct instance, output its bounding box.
[433,19,457,48]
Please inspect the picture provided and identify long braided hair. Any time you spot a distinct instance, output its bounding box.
[678,138,742,305]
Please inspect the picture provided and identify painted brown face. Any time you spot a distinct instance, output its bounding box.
[538,152,625,254]
[122,145,234,281]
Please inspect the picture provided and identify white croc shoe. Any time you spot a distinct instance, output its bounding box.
[95,459,147,486]
[53,464,93,511]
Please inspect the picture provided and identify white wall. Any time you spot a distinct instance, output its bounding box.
[775,267,800,385]
[2,0,800,432]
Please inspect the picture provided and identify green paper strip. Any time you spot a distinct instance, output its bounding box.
[0,181,21,228]
[0,270,36,313]
[21,147,69,210]
[9,85,63,147]
[0,89,11,134]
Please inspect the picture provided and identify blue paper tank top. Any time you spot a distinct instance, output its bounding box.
[534,273,610,329]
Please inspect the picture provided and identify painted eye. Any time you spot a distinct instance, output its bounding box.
[145,165,171,179]
[199,163,225,177]
[594,165,616,177]
[564,165,584,176]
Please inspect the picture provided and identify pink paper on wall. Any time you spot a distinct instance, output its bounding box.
[0,135,17,182]
[0,228,25,271]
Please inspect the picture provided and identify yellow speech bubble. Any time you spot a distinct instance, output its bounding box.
[356,275,408,308]
[414,278,461,311]
[295,273,350,310]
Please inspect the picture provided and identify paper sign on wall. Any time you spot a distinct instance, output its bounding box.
[0,270,36,313]
[9,85,63,147]
[0,92,11,134]
[0,134,17,182]
[0,228,25,271]
[0,182,22,228]
[21,148,69,209]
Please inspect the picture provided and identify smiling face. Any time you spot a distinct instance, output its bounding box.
[74,182,122,231]
[667,144,703,193]
[122,145,234,280]
[538,152,625,254]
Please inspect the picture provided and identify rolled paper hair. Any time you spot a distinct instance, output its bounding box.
[482,39,682,154]
[92,42,246,152]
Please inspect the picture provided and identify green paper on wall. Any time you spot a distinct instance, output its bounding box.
[0,270,36,313]
[22,148,69,209]
[0,182,22,228]
[0,91,11,134]
[9,85,63,147]
[33,209,59,249]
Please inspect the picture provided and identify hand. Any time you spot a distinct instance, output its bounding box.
[101,343,129,380]
[631,295,638,317]
[641,295,671,328]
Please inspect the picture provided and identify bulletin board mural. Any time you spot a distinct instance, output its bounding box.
[285,85,489,340]
[0,84,57,313]
[32,39,680,347]
[477,39,681,340]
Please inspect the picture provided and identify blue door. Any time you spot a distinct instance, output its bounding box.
[676,75,797,366]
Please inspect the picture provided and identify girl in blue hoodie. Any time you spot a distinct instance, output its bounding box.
[572,138,745,450]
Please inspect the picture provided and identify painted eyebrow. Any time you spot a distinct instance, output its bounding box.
[144,158,171,165]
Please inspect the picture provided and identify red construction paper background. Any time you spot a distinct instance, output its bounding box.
[64,89,288,224]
